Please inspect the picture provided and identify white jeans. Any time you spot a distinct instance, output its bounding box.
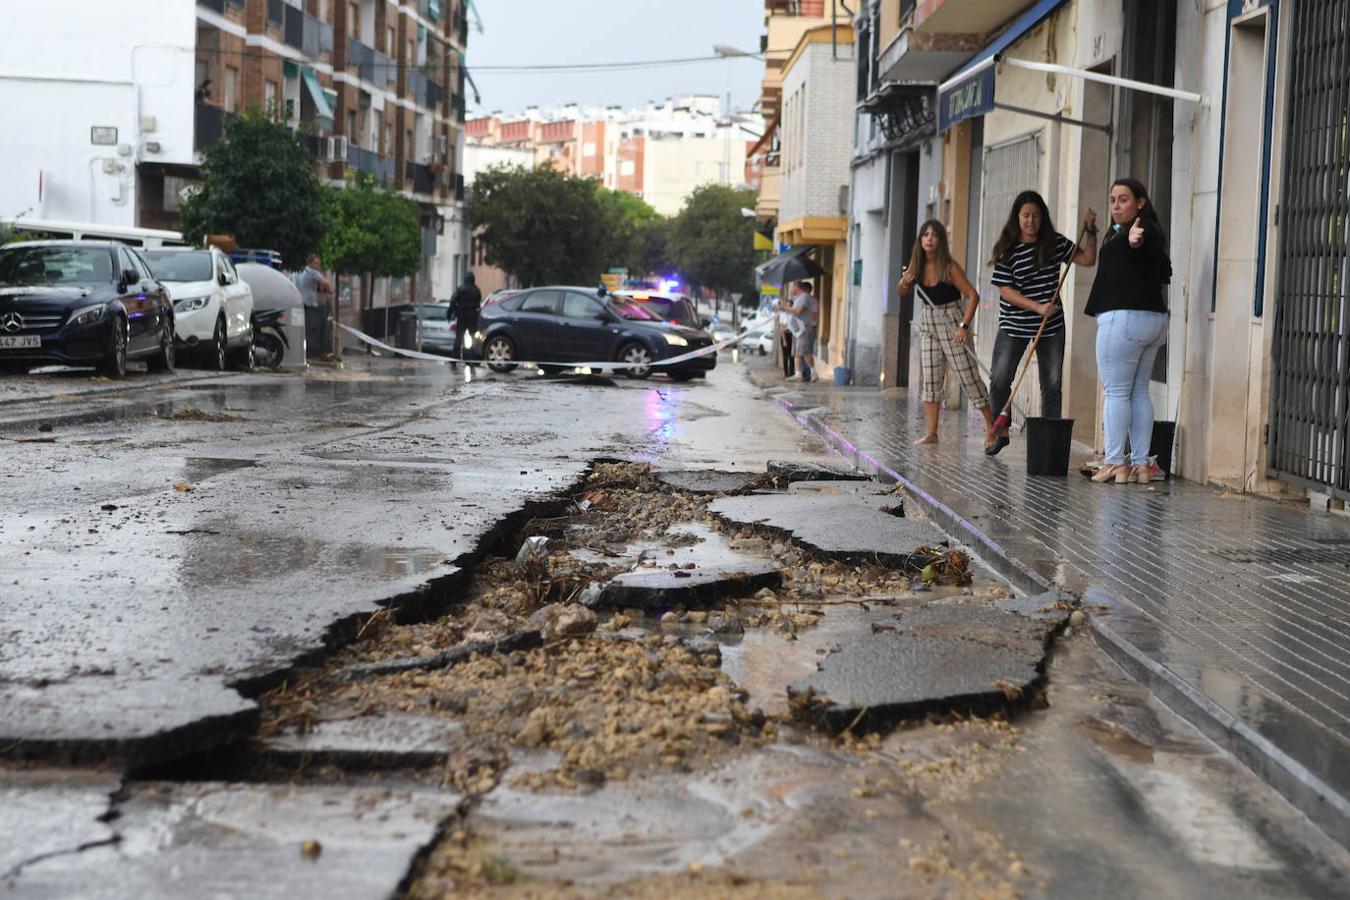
[1096,310,1168,465]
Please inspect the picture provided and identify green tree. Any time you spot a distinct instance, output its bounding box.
[321,175,422,314]
[468,164,615,286]
[179,111,328,268]
[669,184,758,299]
[593,185,659,276]
[636,216,675,278]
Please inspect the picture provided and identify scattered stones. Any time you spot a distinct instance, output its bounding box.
[527,603,598,641]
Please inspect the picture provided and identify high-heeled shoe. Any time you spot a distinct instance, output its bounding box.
[1130,464,1152,485]
[1091,463,1129,484]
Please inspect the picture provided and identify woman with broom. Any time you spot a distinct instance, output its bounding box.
[1084,178,1171,484]
[984,191,1098,456]
[897,220,996,447]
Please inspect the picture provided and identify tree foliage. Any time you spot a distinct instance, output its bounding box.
[669,185,758,298]
[179,111,329,268]
[321,175,422,280]
[469,164,631,286]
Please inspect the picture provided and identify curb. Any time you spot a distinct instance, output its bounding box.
[769,389,1350,853]
[0,370,240,409]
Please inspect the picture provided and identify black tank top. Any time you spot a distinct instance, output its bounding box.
[918,281,960,306]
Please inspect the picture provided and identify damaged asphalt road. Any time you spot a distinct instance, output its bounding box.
[3,358,1349,899]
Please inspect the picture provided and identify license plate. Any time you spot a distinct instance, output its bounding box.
[0,335,40,349]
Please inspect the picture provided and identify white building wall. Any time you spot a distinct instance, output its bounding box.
[780,41,856,224]
[641,137,749,217]
[0,0,196,225]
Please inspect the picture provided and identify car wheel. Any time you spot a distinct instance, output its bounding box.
[99,315,128,379]
[618,342,653,379]
[147,318,176,373]
[231,334,256,372]
[484,335,517,372]
[758,345,767,357]
[205,316,227,371]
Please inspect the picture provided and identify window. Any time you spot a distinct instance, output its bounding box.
[583,141,596,157]
[386,25,395,55]
[347,110,357,144]
[348,2,358,36]
[224,66,239,112]
[561,293,602,320]
[695,161,704,177]
[265,80,279,118]
[619,159,635,177]
[384,122,393,155]
[374,110,383,151]
[519,291,559,314]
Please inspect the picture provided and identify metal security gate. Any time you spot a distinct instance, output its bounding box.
[1269,0,1350,499]
[975,134,1040,411]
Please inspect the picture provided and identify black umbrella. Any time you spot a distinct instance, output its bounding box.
[757,245,823,284]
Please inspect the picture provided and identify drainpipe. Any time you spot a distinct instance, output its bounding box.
[832,0,838,60]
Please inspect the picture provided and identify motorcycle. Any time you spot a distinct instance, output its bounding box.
[250,308,290,369]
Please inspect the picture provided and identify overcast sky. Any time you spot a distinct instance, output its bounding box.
[465,0,765,115]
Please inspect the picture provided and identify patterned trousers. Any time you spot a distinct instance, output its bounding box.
[918,301,990,408]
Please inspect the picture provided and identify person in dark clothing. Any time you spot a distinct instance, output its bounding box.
[1084,178,1172,485]
[449,272,481,364]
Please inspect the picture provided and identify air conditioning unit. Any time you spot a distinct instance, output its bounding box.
[328,135,349,162]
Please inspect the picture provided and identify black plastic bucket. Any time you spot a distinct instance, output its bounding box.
[1150,420,1176,479]
[1025,417,1075,477]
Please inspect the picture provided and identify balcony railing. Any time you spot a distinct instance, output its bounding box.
[194,102,224,152]
[349,39,396,87]
[267,0,283,27]
[348,146,395,184]
[426,78,443,111]
[284,4,329,58]
[451,93,465,121]
[454,172,465,202]
[406,161,436,195]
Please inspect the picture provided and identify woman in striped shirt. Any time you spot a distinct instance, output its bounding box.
[985,190,1098,456]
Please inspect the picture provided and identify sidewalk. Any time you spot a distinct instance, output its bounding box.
[745,359,1350,849]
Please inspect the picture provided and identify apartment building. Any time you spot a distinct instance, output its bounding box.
[842,0,1350,504]
[775,26,855,381]
[467,98,760,217]
[751,0,831,227]
[0,0,471,306]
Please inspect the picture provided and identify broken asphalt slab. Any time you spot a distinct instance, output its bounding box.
[5,781,461,900]
[0,769,121,882]
[259,713,467,770]
[764,459,869,486]
[708,484,946,566]
[655,470,762,495]
[788,603,1066,733]
[595,522,783,611]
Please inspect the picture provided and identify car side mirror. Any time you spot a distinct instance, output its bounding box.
[122,268,139,287]
[218,272,229,286]
[701,317,711,328]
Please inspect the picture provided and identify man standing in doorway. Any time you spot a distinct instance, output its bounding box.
[449,272,481,366]
[780,280,818,381]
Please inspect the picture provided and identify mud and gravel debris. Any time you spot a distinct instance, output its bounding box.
[152,406,247,422]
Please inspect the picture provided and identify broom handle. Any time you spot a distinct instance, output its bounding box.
[998,226,1087,419]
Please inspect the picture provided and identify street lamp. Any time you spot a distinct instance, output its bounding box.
[713,44,762,59]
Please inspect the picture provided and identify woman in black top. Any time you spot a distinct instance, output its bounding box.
[985,191,1097,455]
[1084,178,1171,484]
[897,220,993,446]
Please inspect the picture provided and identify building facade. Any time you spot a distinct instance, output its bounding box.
[839,0,1350,504]
[0,0,470,311]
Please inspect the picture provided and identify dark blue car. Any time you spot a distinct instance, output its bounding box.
[468,286,716,381]
[0,240,176,378]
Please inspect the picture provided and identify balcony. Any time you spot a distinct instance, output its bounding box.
[198,0,224,11]
[418,0,442,22]
[406,161,437,195]
[349,39,396,88]
[284,4,331,58]
[426,78,444,112]
[451,93,465,122]
[407,70,429,108]
[267,0,283,27]
[454,172,465,202]
[348,146,395,184]
[194,102,224,153]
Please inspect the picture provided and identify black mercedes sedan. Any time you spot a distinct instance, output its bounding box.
[0,240,175,378]
[467,286,716,381]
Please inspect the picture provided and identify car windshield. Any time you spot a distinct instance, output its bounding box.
[608,299,660,321]
[0,246,114,287]
[619,294,697,327]
[142,250,213,282]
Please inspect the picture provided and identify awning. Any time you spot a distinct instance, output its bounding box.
[937,0,1205,132]
[301,66,335,132]
[936,0,1068,131]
